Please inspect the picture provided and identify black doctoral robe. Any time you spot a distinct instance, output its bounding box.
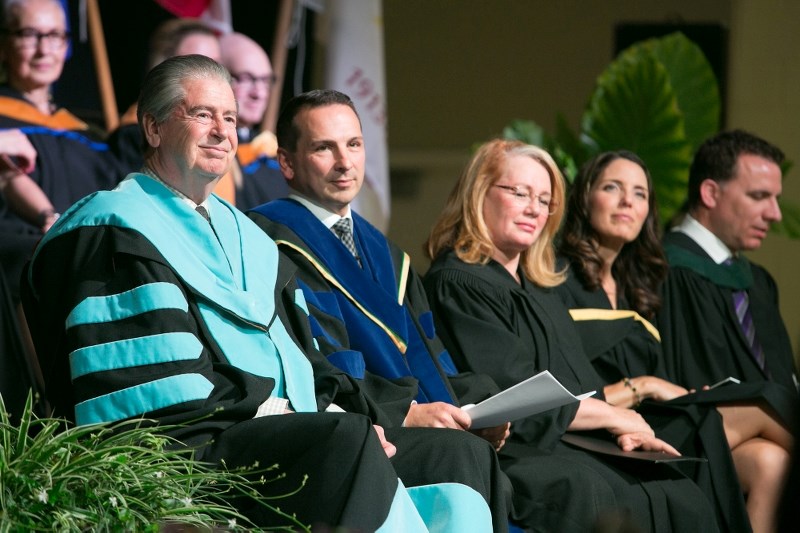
[105,119,144,175]
[424,250,720,533]
[556,263,750,532]
[657,231,799,426]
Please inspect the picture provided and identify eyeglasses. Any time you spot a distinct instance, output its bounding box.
[230,71,278,88]
[493,184,556,215]
[4,27,70,50]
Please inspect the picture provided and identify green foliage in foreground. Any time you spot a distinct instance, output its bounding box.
[0,394,309,532]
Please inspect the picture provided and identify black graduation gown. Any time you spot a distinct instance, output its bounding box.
[0,86,124,300]
[234,159,288,210]
[657,231,799,426]
[424,250,720,533]
[556,264,750,532]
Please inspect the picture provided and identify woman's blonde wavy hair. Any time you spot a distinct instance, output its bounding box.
[425,139,566,287]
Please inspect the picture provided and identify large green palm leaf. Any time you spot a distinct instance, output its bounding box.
[581,49,692,223]
[635,32,722,153]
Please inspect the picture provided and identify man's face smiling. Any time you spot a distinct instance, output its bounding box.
[278,104,365,216]
[151,76,238,192]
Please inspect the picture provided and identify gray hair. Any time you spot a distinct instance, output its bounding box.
[2,0,63,29]
[137,54,232,147]
[2,0,66,37]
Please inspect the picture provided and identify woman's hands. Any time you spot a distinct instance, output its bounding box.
[604,376,689,407]
[616,432,681,455]
[634,376,689,402]
[0,130,37,176]
[569,397,680,455]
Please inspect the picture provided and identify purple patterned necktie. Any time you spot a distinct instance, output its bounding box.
[732,287,768,375]
[723,257,767,374]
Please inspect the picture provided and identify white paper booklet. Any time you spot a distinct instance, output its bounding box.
[462,370,595,429]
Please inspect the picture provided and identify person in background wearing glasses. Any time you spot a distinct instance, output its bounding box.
[423,139,721,532]
[1,0,123,302]
[218,32,288,209]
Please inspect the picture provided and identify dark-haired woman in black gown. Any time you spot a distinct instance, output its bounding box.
[557,150,793,533]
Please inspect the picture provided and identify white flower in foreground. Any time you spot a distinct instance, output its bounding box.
[36,489,48,503]
[109,496,118,508]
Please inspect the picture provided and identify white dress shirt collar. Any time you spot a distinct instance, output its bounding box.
[289,192,353,230]
[672,213,733,264]
[140,166,212,213]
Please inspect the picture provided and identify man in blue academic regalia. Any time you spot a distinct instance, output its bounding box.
[249,89,513,533]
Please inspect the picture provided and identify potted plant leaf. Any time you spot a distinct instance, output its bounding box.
[0,393,308,532]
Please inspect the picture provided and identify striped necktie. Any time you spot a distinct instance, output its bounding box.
[732,289,768,375]
[725,258,768,375]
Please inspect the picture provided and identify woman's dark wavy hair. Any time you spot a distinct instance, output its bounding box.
[558,150,667,318]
